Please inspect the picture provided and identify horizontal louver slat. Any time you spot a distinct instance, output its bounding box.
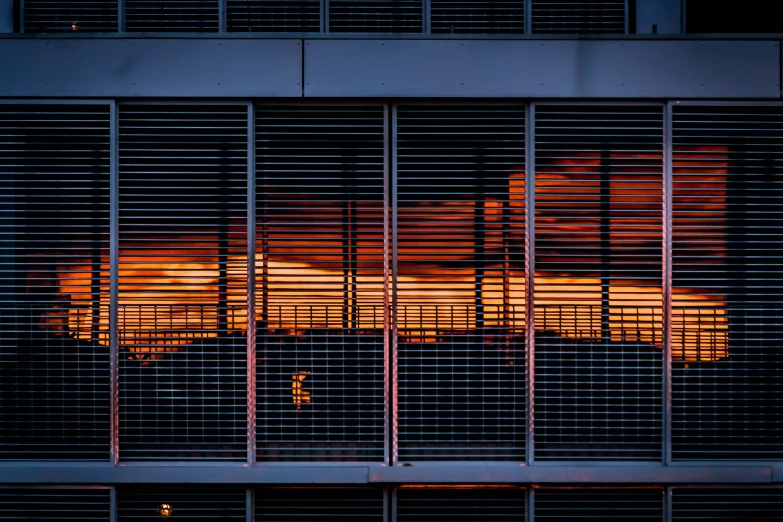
[0,104,111,460]
[328,0,423,33]
[396,105,526,461]
[533,105,663,461]
[124,0,220,31]
[255,105,385,461]
[396,487,526,521]
[671,105,783,459]
[256,488,385,520]
[672,488,783,521]
[118,487,245,520]
[0,488,111,521]
[531,0,625,33]
[23,1,119,32]
[534,489,663,521]
[431,0,525,34]
[227,0,321,31]
[118,104,248,460]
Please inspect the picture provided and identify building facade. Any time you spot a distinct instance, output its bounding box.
[0,0,782,520]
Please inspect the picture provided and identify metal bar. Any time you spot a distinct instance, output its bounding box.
[663,101,673,466]
[220,0,227,32]
[664,486,672,522]
[625,0,630,34]
[524,0,531,34]
[110,486,117,522]
[390,488,397,522]
[383,104,391,467]
[18,0,23,33]
[109,100,120,466]
[525,102,536,465]
[528,487,535,522]
[246,487,254,522]
[247,102,257,465]
[323,0,329,33]
[423,0,431,33]
[391,104,399,465]
[118,0,125,31]
[383,487,390,522]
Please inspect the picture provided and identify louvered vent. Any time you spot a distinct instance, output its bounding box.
[672,488,783,521]
[255,105,385,461]
[227,0,321,31]
[0,104,111,460]
[671,105,783,459]
[533,105,663,461]
[534,489,663,521]
[396,487,526,521]
[23,1,118,32]
[124,1,219,31]
[328,0,423,33]
[118,104,248,460]
[118,487,245,521]
[0,487,111,521]
[396,105,526,461]
[531,0,626,33]
[430,0,525,34]
[256,488,385,520]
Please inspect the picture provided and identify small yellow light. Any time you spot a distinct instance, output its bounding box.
[71,21,78,31]
[292,370,311,410]
[158,504,173,518]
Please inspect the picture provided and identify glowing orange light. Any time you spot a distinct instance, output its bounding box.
[292,371,311,410]
[158,504,173,518]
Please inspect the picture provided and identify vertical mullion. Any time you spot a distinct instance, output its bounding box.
[118,0,125,31]
[528,487,535,522]
[423,0,431,33]
[219,0,227,32]
[391,104,399,465]
[524,0,532,34]
[525,103,536,465]
[109,100,120,466]
[664,487,672,522]
[383,104,391,466]
[18,0,23,32]
[323,0,329,32]
[624,0,629,33]
[110,486,117,522]
[246,487,254,522]
[383,487,390,522]
[391,488,398,522]
[247,102,257,465]
[663,101,673,466]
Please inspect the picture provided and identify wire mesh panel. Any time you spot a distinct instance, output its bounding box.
[256,488,385,520]
[255,105,385,461]
[430,0,525,34]
[328,0,423,32]
[0,104,111,460]
[396,105,526,461]
[531,0,626,33]
[118,487,246,521]
[533,105,663,461]
[118,104,248,460]
[0,487,111,521]
[534,488,663,522]
[23,1,119,32]
[396,487,526,521]
[671,105,783,459]
[125,0,220,31]
[672,488,783,521]
[227,0,321,31]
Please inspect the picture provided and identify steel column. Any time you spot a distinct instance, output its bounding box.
[663,101,674,466]
[525,103,536,465]
[109,100,120,466]
[247,102,257,465]
[383,104,392,466]
[390,104,399,465]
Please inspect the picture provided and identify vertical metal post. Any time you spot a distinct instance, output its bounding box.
[247,102,257,465]
[383,487,390,522]
[390,488,398,522]
[527,487,535,522]
[118,0,125,31]
[664,486,673,522]
[524,103,536,465]
[624,0,630,34]
[246,487,255,522]
[663,101,673,466]
[391,104,399,465]
[219,0,227,32]
[322,0,329,33]
[383,104,391,466]
[422,0,431,33]
[109,100,120,466]
[524,0,532,34]
[110,486,117,522]
[18,0,23,33]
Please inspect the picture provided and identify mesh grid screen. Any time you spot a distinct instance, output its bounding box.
[672,488,783,521]
[256,488,385,520]
[533,105,663,461]
[0,488,111,521]
[124,0,220,31]
[23,1,118,32]
[118,487,246,521]
[531,0,625,33]
[118,104,248,460]
[671,105,783,459]
[430,0,525,34]
[328,0,423,33]
[396,105,526,461]
[227,0,321,31]
[0,104,111,460]
[396,487,526,521]
[255,105,385,461]
[534,488,663,521]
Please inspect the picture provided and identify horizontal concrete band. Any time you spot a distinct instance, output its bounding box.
[0,463,774,484]
[0,38,779,98]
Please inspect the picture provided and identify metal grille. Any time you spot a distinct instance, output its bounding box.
[0,487,111,521]
[396,105,526,461]
[672,488,783,521]
[256,488,385,520]
[124,1,220,31]
[118,104,248,460]
[534,489,663,521]
[531,0,626,33]
[227,0,321,31]
[396,487,526,521]
[533,105,663,461]
[118,487,246,521]
[255,105,385,461]
[0,104,111,460]
[671,105,783,459]
[328,0,423,33]
[23,1,119,32]
[430,0,525,34]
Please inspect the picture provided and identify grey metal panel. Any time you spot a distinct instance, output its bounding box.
[304,40,780,98]
[636,0,682,34]
[0,38,303,97]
